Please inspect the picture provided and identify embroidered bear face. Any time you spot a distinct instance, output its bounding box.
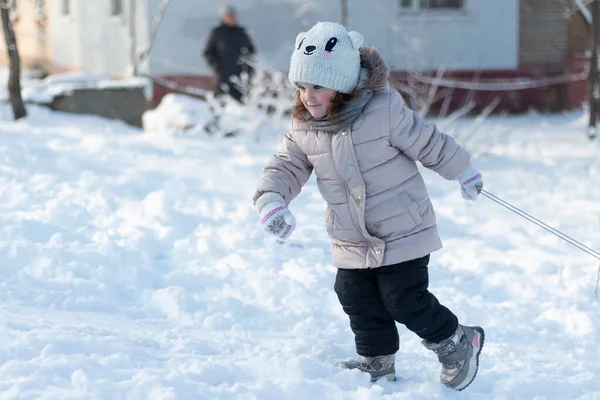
[288,22,364,94]
[293,22,363,62]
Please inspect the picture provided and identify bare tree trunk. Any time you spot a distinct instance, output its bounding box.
[341,0,348,28]
[1,1,26,120]
[587,1,598,138]
[129,0,138,76]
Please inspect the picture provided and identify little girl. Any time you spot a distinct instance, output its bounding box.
[253,22,484,391]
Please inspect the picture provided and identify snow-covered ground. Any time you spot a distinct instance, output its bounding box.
[1,99,600,399]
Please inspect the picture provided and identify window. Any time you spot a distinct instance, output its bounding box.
[110,0,123,16]
[420,0,463,9]
[62,0,69,15]
[400,0,464,11]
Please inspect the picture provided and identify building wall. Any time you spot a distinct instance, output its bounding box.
[0,0,49,69]
[147,0,519,77]
[568,13,589,55]
[45,0,81,72]
[519,0,568,70]
[8,0,520,77]
[7,1,573,82]
[47,0,147,76]
[352,0,519,72]
[145,0,340,76]
[78,1,130,75]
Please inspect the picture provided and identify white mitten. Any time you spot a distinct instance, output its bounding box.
[259,202,296,240]
[457,165,483,201]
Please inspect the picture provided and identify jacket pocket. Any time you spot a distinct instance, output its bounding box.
[325,207,335,237]
[401,192,423,228]
[366,192,423,241]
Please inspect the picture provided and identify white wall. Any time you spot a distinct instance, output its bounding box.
[81,2,130,76]
[351,0,519,71]
[50,0,148,76]
[48,0,519,76]
[146,0,519,76]
[146,0,342,76]
[49,0,81,70]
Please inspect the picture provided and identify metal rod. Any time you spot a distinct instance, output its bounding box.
[480,189,600,261]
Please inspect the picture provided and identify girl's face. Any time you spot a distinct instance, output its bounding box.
[297,82,336,119]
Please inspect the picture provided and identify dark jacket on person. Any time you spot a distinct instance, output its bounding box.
[203,24,256,84]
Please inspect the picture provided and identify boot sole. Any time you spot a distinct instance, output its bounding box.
[370,373,396,383]
[454,326,485,391]
[339,360,396,383]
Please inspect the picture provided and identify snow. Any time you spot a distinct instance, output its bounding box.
[142,93,216,133]
[1,71,152,104]
[1,95,600,399]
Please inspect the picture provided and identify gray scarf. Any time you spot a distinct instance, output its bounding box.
[303,68,373,133]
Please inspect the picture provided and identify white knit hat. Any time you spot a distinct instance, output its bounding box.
[288,22,364,94]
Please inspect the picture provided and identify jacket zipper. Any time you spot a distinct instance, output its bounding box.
[330,130,372,251]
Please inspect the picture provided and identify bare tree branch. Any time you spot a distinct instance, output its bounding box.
[564,0,594,22]
[575,0,593,24]
[1,0,26,120]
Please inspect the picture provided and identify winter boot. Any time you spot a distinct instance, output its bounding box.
[339,354,396,382]
[422,325,484,391]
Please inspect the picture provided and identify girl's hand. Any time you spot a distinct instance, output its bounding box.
[457,165,483,201]
[260,202,296,239]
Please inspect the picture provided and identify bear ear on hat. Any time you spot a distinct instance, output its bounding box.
[294,32,306,50]
[348,31,364,49]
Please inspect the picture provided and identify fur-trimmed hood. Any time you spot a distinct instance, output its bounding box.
[358,46,390,92]
[290,46,392,133]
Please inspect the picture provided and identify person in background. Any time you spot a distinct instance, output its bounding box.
[203,5,256,102]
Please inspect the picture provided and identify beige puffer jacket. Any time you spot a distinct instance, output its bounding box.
[254,47,471,269]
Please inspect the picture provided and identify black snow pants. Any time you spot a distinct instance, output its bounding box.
[334,255,458,357]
